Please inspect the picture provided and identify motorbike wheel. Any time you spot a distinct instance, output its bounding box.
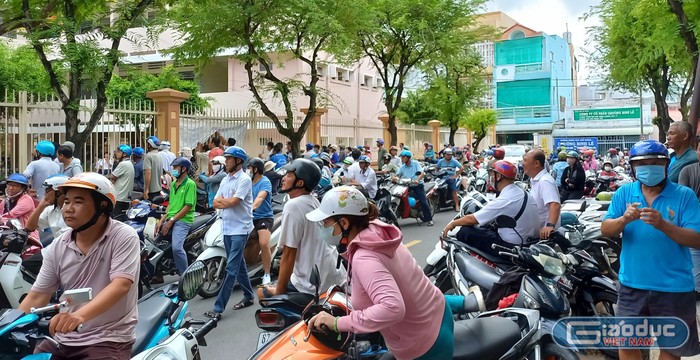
[429,196,440,215]
[198,256,226,298]
[379,211,401,229]
[541,342,579,360]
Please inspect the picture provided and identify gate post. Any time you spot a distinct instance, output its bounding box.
[146,88,189,152]
[428,120,441,150]
[18,91,28,172]
[300,108,327,146]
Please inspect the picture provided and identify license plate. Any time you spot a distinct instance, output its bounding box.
[256,331,277,350]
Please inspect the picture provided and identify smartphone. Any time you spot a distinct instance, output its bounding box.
[59,288,93,305]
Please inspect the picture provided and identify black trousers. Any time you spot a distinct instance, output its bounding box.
[456,225,515,257]
[560,189,583,202]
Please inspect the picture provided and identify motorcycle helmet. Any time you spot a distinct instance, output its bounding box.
[629,140,668,162]
[608,148,618,155]
[382,154,392,161]
[557,151,567,161]
[376,138,385,146]
[247,157,265,175]
[59,172,116,214]
[311,157,325,171]
[132,147,145,157]
[492,147,505,160]
[147,136,161,148]
[307,186,369,221]
[490,160,517,179]
[357,155,371,164]
[596,191,613,201]
[6,173,29,187]
[42,174,69,191]
[461,192,489,216]
[283,158,322,192]
[223,146,249,161]
[560,212,579,227]
[319,152,332,164]
[117,144,132,157]
[35,140,55,157]
[567,151,579,159]
[443,148,453,155]
[170,157,192,171]
[399,150,413,158]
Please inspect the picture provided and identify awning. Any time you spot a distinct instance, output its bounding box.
[496,123,553,133]
[551,126,653,137]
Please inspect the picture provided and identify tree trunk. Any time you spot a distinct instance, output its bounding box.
[387,113,398,147]
[472,135,485,154]
[654,97,672,143]
[449,124,457,145]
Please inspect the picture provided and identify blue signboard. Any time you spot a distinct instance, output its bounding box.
[554,137,598,152]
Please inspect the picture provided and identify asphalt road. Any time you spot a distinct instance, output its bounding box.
[185,210,456,360]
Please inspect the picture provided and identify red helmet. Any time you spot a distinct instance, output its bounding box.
[493,147,505,160]
[490,160,517,179]
[608,148,618,155]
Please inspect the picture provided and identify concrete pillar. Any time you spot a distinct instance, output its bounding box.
[378,115,391,146]
[428,120,441,149]
[300,108,327,146]
[146,88,190,152]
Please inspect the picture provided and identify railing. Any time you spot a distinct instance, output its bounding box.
[514,63,544,73]
[496,105,551,120]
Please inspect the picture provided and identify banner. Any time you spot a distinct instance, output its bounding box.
[554,137,598,152]
[573,107,641,121]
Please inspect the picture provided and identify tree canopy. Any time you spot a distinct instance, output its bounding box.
[0,42,54,96]
[461,108,496,152]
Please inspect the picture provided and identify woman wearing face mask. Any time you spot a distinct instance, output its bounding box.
[306,186,453,360]
[1,174,38,238]
[560,151,586,201]
[582,150,598,171]
[199,156,227,207]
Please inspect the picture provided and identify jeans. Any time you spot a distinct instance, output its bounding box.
[691,248,700,292]
[213,234,254,313]
[409,184,432,222]
[456,225,515,257]
[171,221,191,276]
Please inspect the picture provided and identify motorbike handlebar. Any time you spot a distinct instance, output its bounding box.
[498,251,519,259]
[193,318,218,343]
[491,243,513,252]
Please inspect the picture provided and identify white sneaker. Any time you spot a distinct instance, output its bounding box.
[262,274,271,285]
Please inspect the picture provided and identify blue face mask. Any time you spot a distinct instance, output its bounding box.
[171,169,180,178]
[635,165,666,187]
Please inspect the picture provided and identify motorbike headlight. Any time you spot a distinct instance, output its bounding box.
[522,293,540,310]
[565,229,583,246]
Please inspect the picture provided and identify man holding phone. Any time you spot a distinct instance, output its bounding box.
[602,140,700,360]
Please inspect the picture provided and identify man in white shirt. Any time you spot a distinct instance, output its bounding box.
[342,148,362,184]
[205,146,255,320]
[351,156,377,199]
[258,158,345,298]
[443,160,540,256]
[523,150,561,239]
[159,140,177,174]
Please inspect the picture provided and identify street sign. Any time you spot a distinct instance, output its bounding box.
[573,107,641,121]
[554,137,598,152]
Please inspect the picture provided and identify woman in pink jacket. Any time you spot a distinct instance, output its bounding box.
[0,173,39,240]
[306,186,453,360]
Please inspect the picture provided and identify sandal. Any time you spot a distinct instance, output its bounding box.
[232,298,255,310]
[203,311,222,320]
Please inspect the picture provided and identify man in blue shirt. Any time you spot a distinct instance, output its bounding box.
[393,150,433,226]
[248,157,274,285]
[132,147,145,193]
[436,148,463,212]
[204,146,254,320]
[602,140,700,359]
[667,121,698,182]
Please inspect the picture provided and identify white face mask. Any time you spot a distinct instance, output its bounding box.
[604,166,612,171]
[245,169,252,176]
[212,164,223,173]
[319,222,342,246]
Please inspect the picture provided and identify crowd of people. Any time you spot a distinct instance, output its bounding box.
[6,125,700,359]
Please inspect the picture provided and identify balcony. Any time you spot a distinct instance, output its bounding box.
[514,63,543,73]
[497,106,551,123]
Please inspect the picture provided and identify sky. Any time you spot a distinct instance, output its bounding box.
[485,0,602,84]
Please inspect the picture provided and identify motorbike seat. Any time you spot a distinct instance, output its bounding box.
[262,292,314,311]
[454,252,501,291]
[133,295,173,355]
[424,182,436,192]
[453,317,521,360]
[460,243,513,269]
[272,204,284,215]
[190,213,215,232]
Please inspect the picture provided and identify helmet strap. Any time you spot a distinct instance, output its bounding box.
[72,196,108,235]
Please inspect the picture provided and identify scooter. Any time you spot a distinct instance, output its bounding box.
[249,266,544,360]
[131,317,218,360]
[387,177,434,223]
[374,176,400,228]
[427,167,461,214]
[0,221,36,309]
[195,214,283,298]
[3,261,208,359]
[474,167,488,193]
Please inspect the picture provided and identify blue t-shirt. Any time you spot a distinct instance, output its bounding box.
[436,158,462,176]
[270,153,288,170]
[252,176,274,219]
[133,159,144,191]
[396,160,424,184]
[603,181,700,292]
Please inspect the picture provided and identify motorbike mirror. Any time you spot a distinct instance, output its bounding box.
[152,196,165,205]
[59,288,93,306]
[310,264,321,291]
[578,201,587,214]
[178,260,206,302]
[495,215,517,229]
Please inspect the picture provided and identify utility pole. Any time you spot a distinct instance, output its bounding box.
[639,87,644,140]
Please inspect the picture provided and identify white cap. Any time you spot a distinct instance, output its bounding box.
[264,161,276,172]
[212,156,226,164]
[306,186,369,222]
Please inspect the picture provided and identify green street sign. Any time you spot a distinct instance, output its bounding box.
[573,107,641,121]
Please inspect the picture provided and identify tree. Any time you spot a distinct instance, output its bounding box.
[423,49,487,144]
[169,0,362,158]
[0,42,54,96]
[355,0,488,146]
[396,89,439,126]
[461,108,496,152]
[0,0,161,159]
[586,0,693,142]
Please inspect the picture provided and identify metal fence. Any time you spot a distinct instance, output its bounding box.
[0,90,157,177]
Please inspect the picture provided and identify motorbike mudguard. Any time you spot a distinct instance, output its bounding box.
[197,246,227,262]
[249,320,344,360]
[426,246,447,266]
[20,355,51,360]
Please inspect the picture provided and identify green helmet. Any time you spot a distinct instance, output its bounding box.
[558,151,568,161]
[596,191,612,201]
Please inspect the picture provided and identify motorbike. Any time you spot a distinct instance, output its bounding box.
[375,176,400,228]
[195,213,283,298]
[249,266,545,360]
[131,317,218,360]
[4,261,209,359]
[387,177,434,223]
[474,167,489,193]
[427,167,461,214]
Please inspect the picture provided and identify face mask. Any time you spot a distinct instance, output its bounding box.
[171,169,180,178]
[635,165,666,187]
[212,164,222,173]
[320,222,341,246]
[567,159,575,166]
[246,169,252,176]
[604,166,612,171]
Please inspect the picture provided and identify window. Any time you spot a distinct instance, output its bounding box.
[179,71,195,80]
[362,75,373,87]
[147,61,166,71]
[509,30,526,40]
[259,63,273,72]
[316,65,325,77]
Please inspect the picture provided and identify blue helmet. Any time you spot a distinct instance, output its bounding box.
[132,147,145,157]
[170,157,192,170]
[7,173,28,187]
[306,143,314,150]
[630,140,669,161]
[358,155,371,164]
[35,140,55,156]
[117,144,132,157]
[224,146,248,161]
[399,150,412,158]
[147,136,161,148]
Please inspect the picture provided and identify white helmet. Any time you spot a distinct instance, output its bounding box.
[58,172,116,208]
[212,155,226,164]
[306,186,369,222]
[42,174,69,191]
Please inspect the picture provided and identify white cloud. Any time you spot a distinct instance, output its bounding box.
[485,0,601,83]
